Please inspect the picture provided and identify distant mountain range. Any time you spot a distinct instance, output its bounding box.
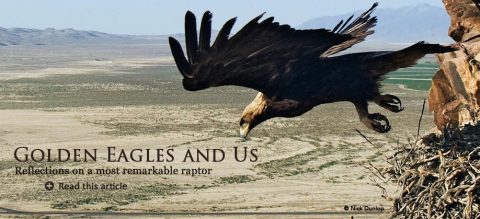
[0,27,172,46]
[0,3,452,46]
[299,3,452,43]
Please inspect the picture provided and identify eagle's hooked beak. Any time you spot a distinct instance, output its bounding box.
[239,122,251,139]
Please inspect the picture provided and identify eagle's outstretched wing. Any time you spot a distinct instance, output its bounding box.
[169,3,378,96]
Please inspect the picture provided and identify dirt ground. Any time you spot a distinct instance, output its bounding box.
[0,44,437,218]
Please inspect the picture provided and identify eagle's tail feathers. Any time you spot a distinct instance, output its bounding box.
[368,41,456,76]
[403,41,456,54]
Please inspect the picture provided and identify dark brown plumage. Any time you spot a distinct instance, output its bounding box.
[168,3,456,138]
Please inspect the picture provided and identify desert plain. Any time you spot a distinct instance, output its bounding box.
[0,43,440,218]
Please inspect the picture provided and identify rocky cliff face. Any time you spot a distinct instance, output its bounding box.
[428,0,480,129]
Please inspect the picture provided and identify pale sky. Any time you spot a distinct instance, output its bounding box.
[1,0,444,35]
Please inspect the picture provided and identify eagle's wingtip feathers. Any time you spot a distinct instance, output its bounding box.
[254,12,266,22]
[185,11,196,20]
[168,37,177,45]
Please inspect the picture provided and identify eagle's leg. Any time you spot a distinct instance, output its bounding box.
[374,94,404,113]
[354,101,391,133]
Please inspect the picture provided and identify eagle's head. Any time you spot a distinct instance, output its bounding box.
[239,92,270,138]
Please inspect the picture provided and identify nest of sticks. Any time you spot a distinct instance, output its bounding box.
[370,122,480,219]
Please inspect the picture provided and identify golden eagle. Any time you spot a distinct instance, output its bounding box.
[168,3,455,138]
